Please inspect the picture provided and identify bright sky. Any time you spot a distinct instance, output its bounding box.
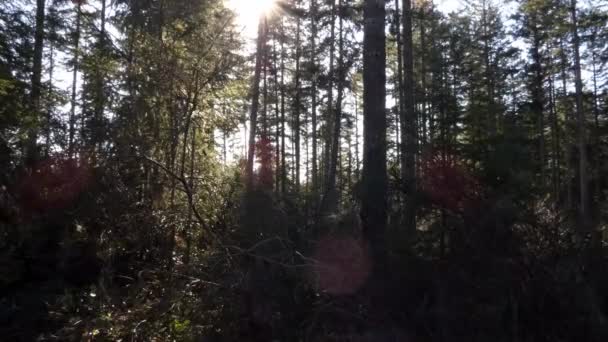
[226,0,467,39]
[226,0,279,39]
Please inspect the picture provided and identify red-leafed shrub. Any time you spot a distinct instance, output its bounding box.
[17,156,92,213]
[313,235,371,295]
[420,153,481,213]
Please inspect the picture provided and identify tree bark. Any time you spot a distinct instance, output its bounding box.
[395,0,405,172]
[323,0,345,213]
[279,20,287,197]
[324,0,337,191]
[293,7,302,193]
[361,0,388,275]
[93,0,107,159]
[530,19,546,186]
[401,0,417,237]
[569,0,591,235]
[28,0,45,164]
[559,38,574,211]
[310,0,319,201]
[68,2,82,159]
[274,38,281,193]
[247,19,267,191]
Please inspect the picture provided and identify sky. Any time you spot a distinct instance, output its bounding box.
[226,0,467,39]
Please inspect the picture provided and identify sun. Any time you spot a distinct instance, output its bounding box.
[227,0,278,36]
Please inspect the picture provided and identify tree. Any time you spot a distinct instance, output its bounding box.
[361,0,388,272]
[292,0,303,193]
[401,0,416,236]
[322,0,344,213]
[247,19,267,191]
[68,0,82,158]
[569,0,592,238]
[26,0,46,164]
[310,0,319,203]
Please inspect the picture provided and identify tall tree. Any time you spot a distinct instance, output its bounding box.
[323,0,337,195]
[310,0,319,202]
[569,0,591,235]
[362,0,388,270]
[401,0,417,236]
[68,0,82,158]
[323,0,345,213]
[27,0,46,163]
[247,19,267,191]
[292,0,302,193]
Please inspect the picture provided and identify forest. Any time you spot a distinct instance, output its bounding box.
[1,0,608,340]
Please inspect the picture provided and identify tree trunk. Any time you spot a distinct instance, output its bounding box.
[185,126,196,264]
[420,5,428,147]
[591,52,600,131]
[68,2,82,159]
[560,38,574,211]
[293,4,302,193]
[324,0,337,192]
[401,0,417,237]
[263,22,269,139]
[46,21,54,157]
[323,0,344,213]
[395,0,405,175]
[549,76,561,203]
[93,0,107,160]
[274,38,281,194]
[530,19,545,186]
[280,20,287,197]
[310,0,319,202]
[481,2,497,138]
[361,0,388,277]
[247,19,267,191]
[355,92,360,179]
[28,0,45,164]
[569,0,591,236]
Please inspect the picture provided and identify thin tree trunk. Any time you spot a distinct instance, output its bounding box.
[549,76,561,202]
[310,0,319,202]
[68,2,82,159]
[280,20,287,196]
[355,92,360,179]
[274,38,281,193]
[560,38,574,211]
[93,0,107,160]
[263,22,269,139]
[570,0,592,239]
[323,0,344,213]
[246,19,267,191]
[481,2,497,138]
[395,0,405,176]
[293,6,302,193]
[402,0,417,237]
[46,2,55,157]
[185,126,196,264]
[591,53,600,130]
[324,0,337,191]
[530,20,545,186]
[28,0,45,163]
[420,6,428,147]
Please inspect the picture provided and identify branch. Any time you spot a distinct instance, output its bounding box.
[141,155,217,246]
